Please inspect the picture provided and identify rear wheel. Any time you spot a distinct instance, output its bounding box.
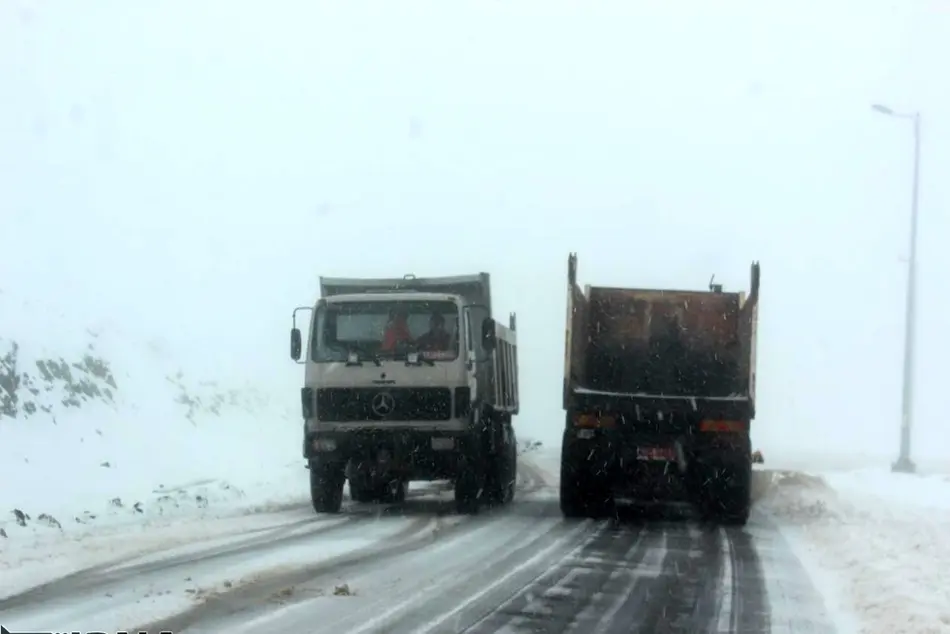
[484,426,516,508]
[560,437,612,519]
[380,478,408,503]
[348,479,378,503]
[692,458,751,526]
[350,475,407,504]
[503,443,517,504]
[455,454,482,515]
[310,461,345,514]
[712,461,752,525]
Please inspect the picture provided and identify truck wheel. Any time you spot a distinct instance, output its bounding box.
[501,421,517,505]
[696,460,751,526]
[715,461,752,525]
[560,475,611,518]
[380,478,408,504]
[455,458,482,515]
[310,461,345,514]
[349,479,377,503]
[504,444,517,505]
[559,472,585,518]
[560,442,611,519]
[484,446,514,508]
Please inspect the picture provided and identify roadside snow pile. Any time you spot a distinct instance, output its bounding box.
[758,467,950,634]
[0,288,302,553]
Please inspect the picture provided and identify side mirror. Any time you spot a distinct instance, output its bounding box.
[290,328,302,361]
[481,317,497,352]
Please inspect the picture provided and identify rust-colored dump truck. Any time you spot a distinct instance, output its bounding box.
[560,253,760,524]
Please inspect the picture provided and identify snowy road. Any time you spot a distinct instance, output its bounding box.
[0,460,840,634]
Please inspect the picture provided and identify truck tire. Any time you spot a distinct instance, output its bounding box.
[455,456,482,515]
[380,478,408,504]
[559,439,611,519]
[310,461,345,514]
[504,442,517,505]
[507,426,518,504]
[349,479,377,503]
[484,436,516,508]
[559,470,585,518]
[714,461,752,525]
[694,460,751,526]
[350,476,406,504]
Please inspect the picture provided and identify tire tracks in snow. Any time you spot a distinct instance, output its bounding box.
[444,518,773,634]
[0,511,359,611]
[275,503,591,634]
[131,465,550,634]
[722,525,771,634]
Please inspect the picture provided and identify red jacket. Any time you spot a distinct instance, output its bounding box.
[381,321,413,351]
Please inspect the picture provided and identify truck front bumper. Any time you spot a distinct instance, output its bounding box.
[304,423,474,480]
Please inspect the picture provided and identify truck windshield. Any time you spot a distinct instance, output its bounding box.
[312,300,460,362]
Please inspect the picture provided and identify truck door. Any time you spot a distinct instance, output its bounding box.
[463,304,491,407]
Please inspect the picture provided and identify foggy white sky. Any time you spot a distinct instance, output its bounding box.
[2,0,947,461]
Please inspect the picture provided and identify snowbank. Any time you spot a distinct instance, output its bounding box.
[0,287,303,557]
[757,467,950,634]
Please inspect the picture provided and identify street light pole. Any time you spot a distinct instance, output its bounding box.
[872,103,920,474]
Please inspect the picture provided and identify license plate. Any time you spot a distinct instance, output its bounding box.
[431,437,455,451]
[636,446,676,461]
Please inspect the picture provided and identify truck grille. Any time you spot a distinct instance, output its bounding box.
[315,388,453,422]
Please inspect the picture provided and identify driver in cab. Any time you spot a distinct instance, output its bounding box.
[416,312,451,351]
[381,309,414,352]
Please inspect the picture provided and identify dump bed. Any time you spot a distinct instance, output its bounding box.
[563,253,760,412]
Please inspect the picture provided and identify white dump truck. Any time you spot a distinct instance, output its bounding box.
[290,272,519,515]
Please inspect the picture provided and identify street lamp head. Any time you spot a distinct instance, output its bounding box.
[872,104,896,115]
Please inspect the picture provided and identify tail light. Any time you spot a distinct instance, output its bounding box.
[699,419,746,432]
[572,413,616,428]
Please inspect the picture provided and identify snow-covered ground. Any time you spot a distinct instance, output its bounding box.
[756,464,950,634]
[3,281,947,634]
[525,446,950,634]
[0,287,306,585]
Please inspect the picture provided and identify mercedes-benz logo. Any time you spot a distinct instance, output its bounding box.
[371,391,396,418]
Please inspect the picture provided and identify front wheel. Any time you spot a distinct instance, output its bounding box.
[310,461,345,514]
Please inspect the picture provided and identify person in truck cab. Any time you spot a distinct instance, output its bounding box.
[416,312,451,351]
[381,309,414,351]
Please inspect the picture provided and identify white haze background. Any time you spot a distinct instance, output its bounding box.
[1,0,948,462]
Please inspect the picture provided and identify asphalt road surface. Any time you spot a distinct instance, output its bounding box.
[0,462,840,634]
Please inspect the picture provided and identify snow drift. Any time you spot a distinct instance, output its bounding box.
[0,287,302,545]
[757,466,950,634]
